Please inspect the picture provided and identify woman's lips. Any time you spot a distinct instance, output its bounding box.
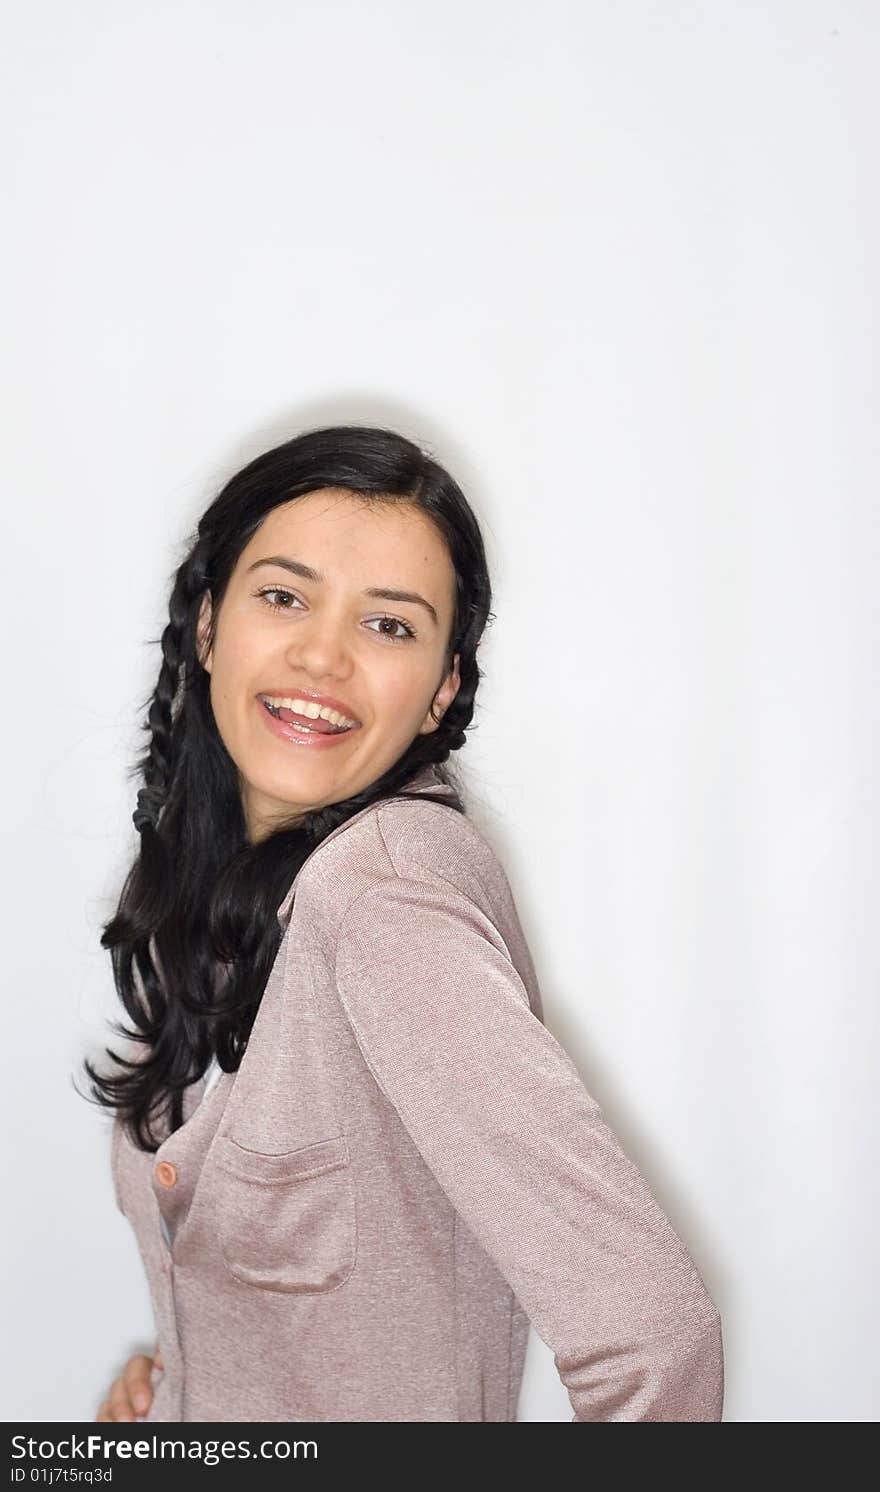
[257,696,359,750]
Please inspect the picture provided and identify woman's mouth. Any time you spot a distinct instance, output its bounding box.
[257,695,361,749]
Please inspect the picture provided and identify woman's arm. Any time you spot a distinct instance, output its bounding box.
[334,871,724,1423]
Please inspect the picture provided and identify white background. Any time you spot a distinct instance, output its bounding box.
[2,0,877,1423]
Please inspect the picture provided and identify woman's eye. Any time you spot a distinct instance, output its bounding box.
[364,616,417,644]
[258,587,301,612]
[257,588,416,643]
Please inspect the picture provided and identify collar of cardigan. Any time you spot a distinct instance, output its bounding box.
[275,763,455,926]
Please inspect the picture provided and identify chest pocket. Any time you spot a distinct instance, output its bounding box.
[212,1132,357,1294]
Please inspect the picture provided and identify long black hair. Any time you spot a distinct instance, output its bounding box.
[79,424,494,1152]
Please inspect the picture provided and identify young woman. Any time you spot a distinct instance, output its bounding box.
[85,424,724,1423]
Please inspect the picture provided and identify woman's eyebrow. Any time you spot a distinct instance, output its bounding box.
[246,555,439,626]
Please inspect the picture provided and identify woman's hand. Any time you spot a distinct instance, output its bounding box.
[95,1342,163,1422]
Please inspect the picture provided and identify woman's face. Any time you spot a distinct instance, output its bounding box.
[196,489,461,841]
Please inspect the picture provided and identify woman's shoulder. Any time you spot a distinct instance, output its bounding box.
[284,784,542,1020]
[294,787,516,929]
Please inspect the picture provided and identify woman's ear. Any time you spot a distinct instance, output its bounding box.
[196,591,213,673]
[449,651,461,695]
[420,652,461,733]
[437,652,461,713]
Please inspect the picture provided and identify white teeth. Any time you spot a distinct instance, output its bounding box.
[262,695,358,729]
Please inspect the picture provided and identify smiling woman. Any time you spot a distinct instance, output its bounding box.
[82,422,723,1424]
[82,424,484,1152]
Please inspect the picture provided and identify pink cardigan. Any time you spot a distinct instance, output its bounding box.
[110,763,724,1421]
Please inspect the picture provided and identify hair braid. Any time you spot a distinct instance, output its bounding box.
[132,537,211,835]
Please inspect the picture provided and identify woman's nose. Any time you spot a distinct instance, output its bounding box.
[284,616,353,676]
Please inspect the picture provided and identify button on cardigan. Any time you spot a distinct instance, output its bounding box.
[156,1058,222,1250]
[110,763,724,1422]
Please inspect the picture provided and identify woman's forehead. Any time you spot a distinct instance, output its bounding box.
[238,493,454,596]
